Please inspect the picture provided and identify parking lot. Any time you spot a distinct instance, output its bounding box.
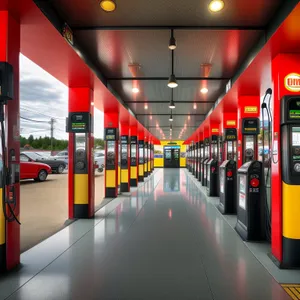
[20,172,104,252]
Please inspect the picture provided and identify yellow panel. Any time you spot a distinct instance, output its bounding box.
[130,166,137,179]
[154,158,163,167]
[283,182,300,239]
[106,170,116,188]
[74,174,88,205]
[118,166,120,185]
[148,161,151,171]
[180,157,186,167]
[139,165,144,176]
[121,169,129,183]
[144,163,147,172]
[0,189,5,245]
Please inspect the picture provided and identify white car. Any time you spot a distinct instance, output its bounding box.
[52,151,68,164]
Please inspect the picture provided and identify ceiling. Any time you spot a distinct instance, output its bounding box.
[46,0,285,140]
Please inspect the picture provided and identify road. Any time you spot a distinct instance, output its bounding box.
[20,172,104,252]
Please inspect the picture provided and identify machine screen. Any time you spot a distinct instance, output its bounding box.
[239,175,247,210]
[131,145,137,158]
[139,147,144,164]
[121,144,127,159]
[106,141,115,166]
[292,127,300,146]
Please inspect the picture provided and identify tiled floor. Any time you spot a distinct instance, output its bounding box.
[0,169,292,299]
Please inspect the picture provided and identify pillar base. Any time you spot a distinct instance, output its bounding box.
[74,204,90,219]
[130,179,138,187]
[138,176,144,182]
[144,171,148,177]
[105,188,117,198]
[0,244,6,272]
[120,183,129,192]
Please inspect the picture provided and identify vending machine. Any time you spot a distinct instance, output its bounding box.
[195,142,199,178]
[138,140,144,182]
[120,135,129,192]
[206,135,219,196]
[130,136,138,187]
[201,138,210,186]
[219,128,238,214]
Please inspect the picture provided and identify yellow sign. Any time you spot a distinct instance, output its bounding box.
[212,128,219,133]
[284,73,300,92]
[226,120,236,126]
[244,106,258,113]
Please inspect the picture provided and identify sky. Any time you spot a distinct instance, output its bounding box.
[20,54,104,140]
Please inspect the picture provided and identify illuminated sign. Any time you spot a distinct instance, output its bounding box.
[72,122,86,131]
[244,106,258,113]
[284,73,300,92]
[242,118,259,135]
[212,129,219,133]
[226,120,236,126]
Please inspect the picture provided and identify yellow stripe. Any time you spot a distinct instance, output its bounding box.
[0,188,5,245]
[130,166,137,179]
[144,163,147,172]
[283,182,300,239]
[74,174,88,205]
[139,165,144,176]
[284,288,298,300]
[118,166,120,185]
[291,288,300,298]
[148,161,150,171]
[121,169,128,183]
[106,170,116,188]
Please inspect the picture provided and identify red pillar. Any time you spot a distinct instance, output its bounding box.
[68,88,94,219]
[104,112,119,198]
[129,125,138,187]
[0,8,20,272]
[120,123,130,193]
[237,96,260,168]
[271,54,300,267]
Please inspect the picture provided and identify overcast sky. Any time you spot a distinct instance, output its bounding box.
[20,54,104,140]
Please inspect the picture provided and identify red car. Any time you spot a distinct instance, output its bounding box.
[20,159,52,182]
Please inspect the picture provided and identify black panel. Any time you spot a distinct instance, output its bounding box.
[282,237,300,268]
[74,204,89,218]
[105,187,117,198]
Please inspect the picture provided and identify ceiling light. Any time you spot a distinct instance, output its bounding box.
[193,103,197,110]
[91,102,94,106]
[132,87,139,93]
[169,111,173,122]
[169,99,176,109]
[188,115,190,120]
[208,0,225,13]
[100,0,116,12]
[200,87,208,94]
[168,74,178,88]
[149,115,152,120]
[168,29,177,50]
[144,104,148,110]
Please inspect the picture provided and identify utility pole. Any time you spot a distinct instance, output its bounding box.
[49,118,56,155]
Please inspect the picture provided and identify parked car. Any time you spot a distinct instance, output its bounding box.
[21,152,67,174]
[52,150,68,164]
[20,159,52,182]
[94,151,105,172]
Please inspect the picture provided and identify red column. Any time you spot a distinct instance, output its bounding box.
[68,88,94,219]
[237,96,260,168]
[0,8,20,272]
[271,54,300,266]
[129,125,138,187]
[104,112,119,197]
[120,123,130,192]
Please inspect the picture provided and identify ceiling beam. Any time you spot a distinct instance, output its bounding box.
[73,25,265,31]
[127,101,215,104]
[107,77,229,81]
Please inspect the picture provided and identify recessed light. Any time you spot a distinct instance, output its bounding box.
[100,0,116,12]
[200,87,208,94]
[144,104,148,110]
[132,87,139,93]
[208,0,225,13]
[91,102,94,106]
[149,115,152,120]
[193,103,197,110]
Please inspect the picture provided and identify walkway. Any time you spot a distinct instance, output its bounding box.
[0,169,290,299]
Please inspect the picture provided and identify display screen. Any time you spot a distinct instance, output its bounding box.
[72,122,86,131]
[242,118,259,135]
[139,147,144,164]
[219,169,225,194]
[288,99,300,119]
[121,144,127,159]
[75,133,86,150]
[131,145,137,158]
[239,174,247,210]
[292,127,300,146]
[290,110,300,119]
[106,141,115,166]
[239,174,246,195]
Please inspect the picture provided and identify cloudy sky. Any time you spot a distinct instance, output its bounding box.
[20,54,104,140]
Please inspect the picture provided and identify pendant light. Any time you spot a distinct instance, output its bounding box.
[100,0,116,12]
[169,110,173,122]
[168,29,177,50]
[168,50,178,88]
[169,89,176,109]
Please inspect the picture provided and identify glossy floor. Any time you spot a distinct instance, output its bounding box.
[0,169,290,299]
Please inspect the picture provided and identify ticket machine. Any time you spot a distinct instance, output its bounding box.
[218,128,238,214]
[120,135,129,192]
[198,141,203,181]
[201,138,210,186]
[279,96,300,267]
[104,128,119,197]
[195,142,199,178]
[130,136,138,187]
[206,135,219,196]
[144,142,148,177]
[138,140,144,182]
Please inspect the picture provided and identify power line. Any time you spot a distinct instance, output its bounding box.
[20,106,66,120]
[20,116,50,123]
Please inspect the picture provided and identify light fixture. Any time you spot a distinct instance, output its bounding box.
[100,0,116,12]
[169,89,176,109]
[144,104,148,110]
[170,124,173,131]
[188,115,190,120]
[91,102,94,106]
[132,87,139,93]
[200,87,208,94]
[193,103,197,110]
[168,29,177,50]
[168,74,178,88]
[208,0,225,13]
[149,115,152,120]
[168,49,178,88]
[169,111,173,122]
